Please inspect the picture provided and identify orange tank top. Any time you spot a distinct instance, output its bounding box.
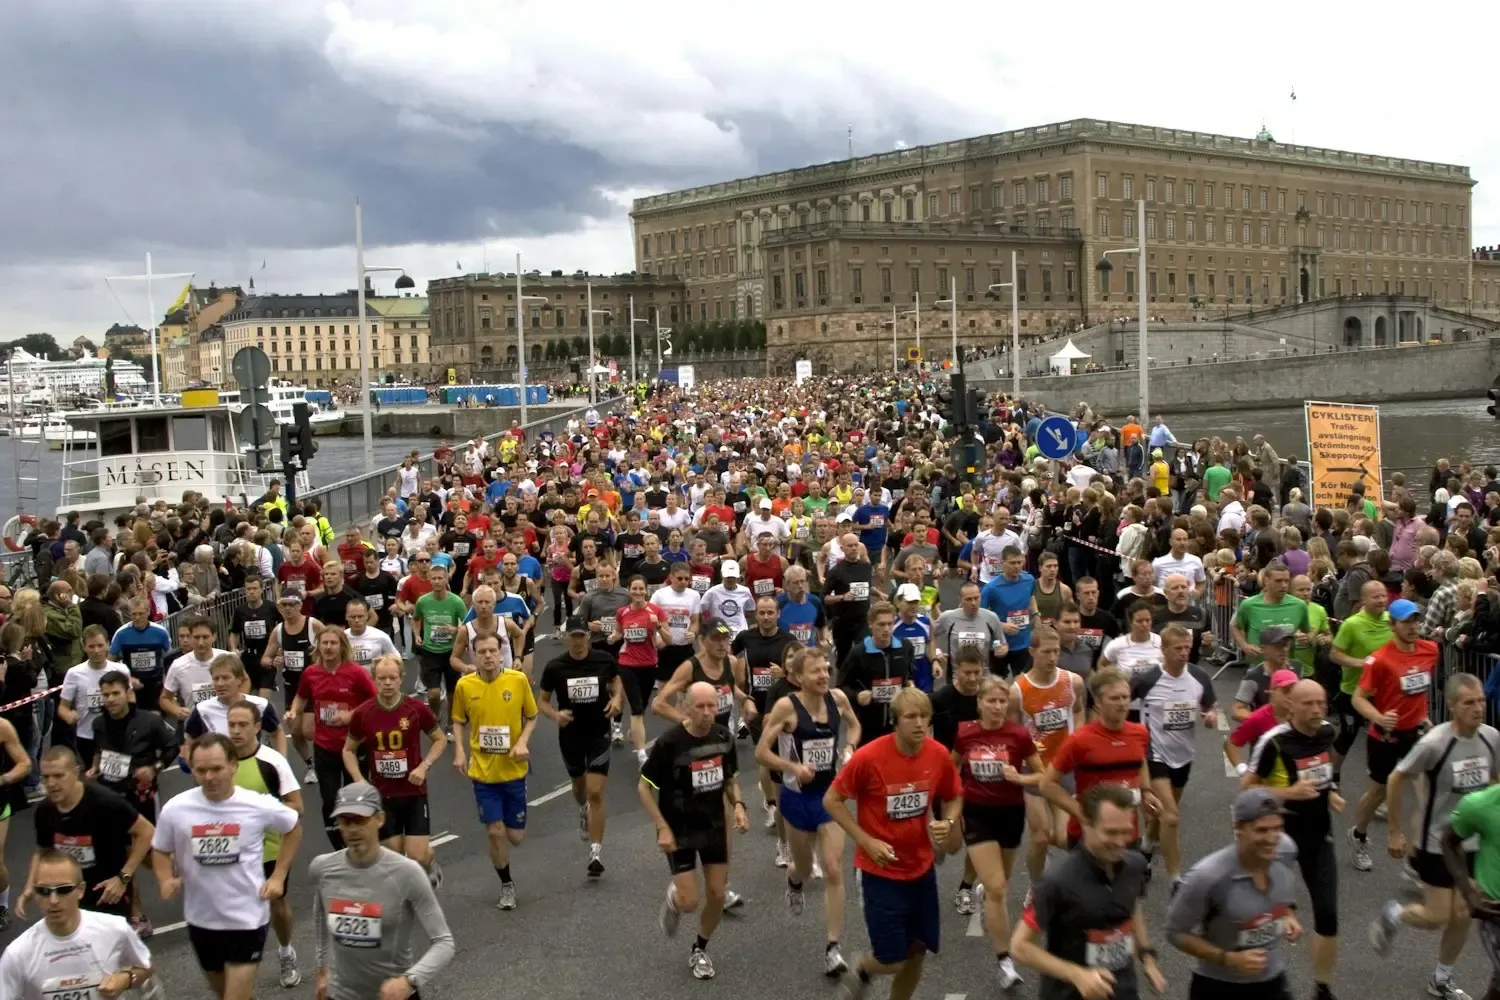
[1017,670,1077,763]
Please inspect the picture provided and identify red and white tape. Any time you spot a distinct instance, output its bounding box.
[0,685,62,713]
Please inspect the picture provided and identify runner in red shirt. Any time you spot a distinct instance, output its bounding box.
[276,539,324,615]
[610,578,670,726]
[1348,598,1437,865]
[1040,667,1159,845]
[826,687,962,999]
[952,676,1043,988]
[343,653,447,884]
[1224,668,1299,775]
[290,625,376,849]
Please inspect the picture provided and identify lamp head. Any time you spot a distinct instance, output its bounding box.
[1095,257,1114,275]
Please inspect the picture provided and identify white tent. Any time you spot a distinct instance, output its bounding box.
[1049,339,1091,376]
[587,363,611,375]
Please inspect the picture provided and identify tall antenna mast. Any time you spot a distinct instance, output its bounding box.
[847,123,853,160]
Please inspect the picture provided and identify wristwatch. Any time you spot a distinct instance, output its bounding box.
[118,871,133,886]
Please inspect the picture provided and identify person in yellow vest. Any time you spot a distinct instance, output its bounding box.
[305,499,336,548]
[254,479,291,520]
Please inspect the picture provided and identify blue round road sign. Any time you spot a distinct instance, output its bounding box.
[1036,415,1078,460]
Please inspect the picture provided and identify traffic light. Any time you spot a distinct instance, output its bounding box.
[292,402,318,465]
[966,388,988,428]
[939,372,967,428]
[1490,382,1500,417]
[279,423,297,470]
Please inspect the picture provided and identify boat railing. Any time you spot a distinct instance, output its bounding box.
[301,395,624,531]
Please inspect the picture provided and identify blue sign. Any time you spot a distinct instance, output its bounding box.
[1036,415,1078,460]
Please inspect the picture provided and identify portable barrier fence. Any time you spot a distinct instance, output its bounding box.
[162,587,248,642]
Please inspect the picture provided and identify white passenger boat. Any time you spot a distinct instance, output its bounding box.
[13,413,98,449]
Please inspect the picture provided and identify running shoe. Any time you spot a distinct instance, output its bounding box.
[611,720,624,745]
[690,947,716,980]
[1348,828,1373,872]
[635,747,649,767]
[997,955,1024,991]
[279,948,301,989]
[954,886,976,915]
[130,914,153,940]
[1428,977,1472,1000]
[824,944,849,978]
[1374,802,1389,821]
[303,766,318,784]
[588,845,605,879]
[724,889,745,910]
[427,859,444,891]
[763,800,777,829]
[787,881,805,915]
[774,840,790,868]
[660,885,681,937]
[1368,901,1401,956]
[811,854,824,879]
[497,882,517,911]
[737,722,750,741]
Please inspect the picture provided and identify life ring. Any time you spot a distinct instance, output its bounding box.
[3,513,38,552]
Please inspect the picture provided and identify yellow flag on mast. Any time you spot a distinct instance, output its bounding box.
[166,281,192,315]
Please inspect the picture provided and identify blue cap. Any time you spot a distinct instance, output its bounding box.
[1389,598,1422,622]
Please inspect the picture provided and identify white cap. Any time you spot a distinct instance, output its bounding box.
[895,583,922,602]
[720,561,741,577]
[759,498,773,510]
[836,508,855,523]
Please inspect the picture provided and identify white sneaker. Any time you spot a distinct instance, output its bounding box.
[635,747,649,767]
[690,947,716,980]
[724,889,745,910]
[996,955,1024,991]
[278,948,300,989]
[659,885,681,937]
[824,944,849,977]
[427,858,444,891]
[588,845,604,879]
[611,720,624,745]
[1375,802,1389,821]
[786,881,805,915]
[303,766,318,784]
[774,841,790,868]
[763,801,777,829]
[954,887,976,915]
[496,882,517,910]
[811,854,824,879]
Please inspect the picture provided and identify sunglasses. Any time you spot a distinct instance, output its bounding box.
[412,558,431,563]
[34,882,81,898]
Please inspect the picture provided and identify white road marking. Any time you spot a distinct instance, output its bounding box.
[966,910,984,936]
[944,993,968,1000]
[1216,711,1231,732]
[528,782,574,807]
[1223,754,1238,778]
[430,833,460,848]
[153,921,188,935]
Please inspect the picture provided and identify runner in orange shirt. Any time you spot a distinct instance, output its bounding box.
[1010,626,1085,882]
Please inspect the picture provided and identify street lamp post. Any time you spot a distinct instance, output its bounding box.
[890,303,898,372]
[899,303,920,368]
[1094,199,1149,422]
[986,249,1019,398]
[515,254,548,428]
[353,200,413,471]
[628,296,649,384]
[656,326,672,379]
[585,282,610,405]
[934,275,959,368]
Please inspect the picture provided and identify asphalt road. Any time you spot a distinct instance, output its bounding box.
[3,624,1492,999]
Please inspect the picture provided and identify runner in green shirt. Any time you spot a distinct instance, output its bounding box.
[1291,574,1333,678]
[1330,581,1393,696]
[1446,782,1500,926]
[1201,461,1232,501]
[414,573,469,726]
[802,495,829,516]
[1230,564,1308,666]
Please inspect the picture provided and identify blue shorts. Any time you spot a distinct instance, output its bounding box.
[779,785,832,833]
[861,867,940,965]
[473,778,527,829]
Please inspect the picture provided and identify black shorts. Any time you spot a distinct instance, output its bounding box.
[189,924,270,972]
[560,732,612,778]
[962,802,1026,849]
[418,650,454,690]
[1287,823,1339,937]
[522,630,536,657]
[1190,973,1292,1000]
[668,832,730,874]
[262,859,291,894]
[82,885,132,920]
[1368,728,1425,786]
[135,679,165,713]
[1148,759,1193,788]
[379,796,433,839]
[995,647,1031,678]
[281,670,305,711]
[245,654,274,692]
[657,643,696,684]
[621,666,656,716]
[1412,848,1473,890]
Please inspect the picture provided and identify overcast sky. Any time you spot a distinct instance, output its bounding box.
[7,0,1498,340]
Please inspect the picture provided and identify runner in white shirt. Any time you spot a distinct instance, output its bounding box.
[151,733,302,1000]
[740,502,790,553]
[0,851,153,1000]
[58,625,127,759]
[161,616,232,724]
[659,495,693,533]
[344,599,400,669]
[702,564,755,636]
[971,511,1024,585]
[1150,528,1208,596]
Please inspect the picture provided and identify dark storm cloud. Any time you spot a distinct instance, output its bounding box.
[0,5,675,263]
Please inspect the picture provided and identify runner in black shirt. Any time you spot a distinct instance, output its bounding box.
[440,514,477,587]
[616,512,647,581]
[313,571,362,629]
[22,747,152,924]
[92,671,178,823]
[824,534,875,665]
[732,596,800,833]
[636,534,673,589]
[640,682,747,981]
[229,576,281,697]
[539,617,623,879]
[350,549,400,636]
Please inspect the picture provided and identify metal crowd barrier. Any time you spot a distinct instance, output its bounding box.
[0,548,37,589]
[301,395,627,532]
[162,588,248,643]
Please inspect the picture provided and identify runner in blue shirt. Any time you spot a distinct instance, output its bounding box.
[851,488,892,583]
[110,603,174,709]
[775,567,827,647]
[979,545,1037,677]
[892,583,936,692]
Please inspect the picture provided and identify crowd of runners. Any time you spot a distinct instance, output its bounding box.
[2,371,1500,1000]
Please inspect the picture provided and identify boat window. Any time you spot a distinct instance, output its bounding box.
[172,416,208,452]
[212,417,232,452]
[136,416,169,452]
[98,419,133,457]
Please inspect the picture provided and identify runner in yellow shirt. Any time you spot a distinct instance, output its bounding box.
[451,631,537,911]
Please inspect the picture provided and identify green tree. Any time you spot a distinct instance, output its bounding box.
[0,332,63,360]
[749,320,767,349]
[571,336,589,357]
[733,321,754,351]
[680,326,700,355]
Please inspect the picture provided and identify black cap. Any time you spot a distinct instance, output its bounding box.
[564,614,590,636]
[705,620,732,638]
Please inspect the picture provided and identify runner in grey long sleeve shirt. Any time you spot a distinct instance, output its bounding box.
[931,583,1006,677]
[312,783,454,1000]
